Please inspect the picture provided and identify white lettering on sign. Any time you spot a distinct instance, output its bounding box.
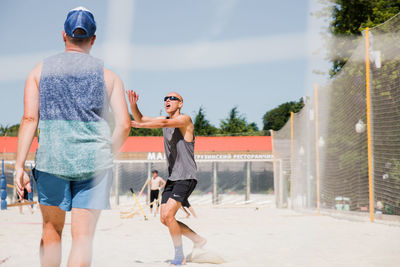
[157,152,164,160]
[147,152,166,160]
[147,152,272,160]
[147,152,156,160]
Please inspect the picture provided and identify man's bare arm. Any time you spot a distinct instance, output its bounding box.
[131,114,191,129]
[15,63,42,197]
[126,90,164,122]
[138,178,150,196]
[160,178,166,189]
[105,69,131,154]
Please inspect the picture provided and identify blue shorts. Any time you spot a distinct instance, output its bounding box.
[33,168,113,211]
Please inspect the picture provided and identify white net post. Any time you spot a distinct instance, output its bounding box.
[245,161,251,201]
[146,162,151,205]
[114,162,120,206]
[213,162,218,204]
[278,160,284,207]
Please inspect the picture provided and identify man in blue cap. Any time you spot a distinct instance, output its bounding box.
[14,7,130,266]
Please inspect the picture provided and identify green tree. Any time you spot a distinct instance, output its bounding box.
[262,98,304,132]
[0,124,20,136]
[193,107,218,136]
[128,114,162,136]
[247,122,259,132]
[219,106,259,135]
[317,0,400,76]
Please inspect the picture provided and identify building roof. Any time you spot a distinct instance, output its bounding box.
[0,136,271,153]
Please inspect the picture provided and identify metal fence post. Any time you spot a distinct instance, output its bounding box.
[213,162,217,204]
[147,162,151,205]
[364,27,375,222]
[1,159,7,210]
[114,162,119,206]
[245,161,251,201]
[314,84,321,213]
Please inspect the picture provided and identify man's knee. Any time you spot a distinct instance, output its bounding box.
[160,212,169,225]
[42,221,63,241]
[161,211,175,226]
[160,215,167,225]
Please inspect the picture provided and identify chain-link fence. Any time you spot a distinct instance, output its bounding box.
[273,13,400,219]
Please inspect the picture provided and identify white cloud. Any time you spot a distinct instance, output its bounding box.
[209,0,238,37]
[125,33,307,71]
[103,0,135,74]
[0,33,308,82]
[0,50,58,83]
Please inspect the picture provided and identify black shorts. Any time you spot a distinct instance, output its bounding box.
[16,189,29,202]
[182,198,190,208]
[161,179,197,205]
[150,189,160,208]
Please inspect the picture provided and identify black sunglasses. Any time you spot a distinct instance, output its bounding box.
[164,96,181,102]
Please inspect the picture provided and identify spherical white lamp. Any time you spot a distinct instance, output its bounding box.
[355,119,366,134]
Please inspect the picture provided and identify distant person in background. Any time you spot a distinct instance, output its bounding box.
[181,199,197,218]
[149,170,166,214]
[127,90,206,265]
[14,7,130,267]
[16,188,33,215]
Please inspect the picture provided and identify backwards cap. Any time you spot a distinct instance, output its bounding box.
[64,7,96,38]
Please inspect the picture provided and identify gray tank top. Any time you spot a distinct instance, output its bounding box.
[35,52,113,180]
[163,127,197,181]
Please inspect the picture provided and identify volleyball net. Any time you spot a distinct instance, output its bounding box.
[113,159,273,207]
[1,159,274,208]
[273,13,400,218]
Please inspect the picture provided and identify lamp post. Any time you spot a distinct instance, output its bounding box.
[298,146,306,207]
[355,119,366,210]
[318,136,325,148]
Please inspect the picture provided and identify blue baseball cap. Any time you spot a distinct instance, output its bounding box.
[64,7,96,38]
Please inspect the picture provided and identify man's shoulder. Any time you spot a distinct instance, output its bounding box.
[179,114,193,123]
[104,67,122,83]
[28,61,43,82]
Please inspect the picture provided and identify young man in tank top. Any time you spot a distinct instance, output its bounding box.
[127,90,206,265]
[149,170,166,214]
[15,7,131,266]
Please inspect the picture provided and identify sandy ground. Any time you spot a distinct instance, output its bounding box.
[1,197,400,267]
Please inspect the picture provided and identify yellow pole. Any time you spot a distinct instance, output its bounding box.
[314,84,320,214]
[290,112,294,208]
[365,28,374,222]
[130,188,148,221]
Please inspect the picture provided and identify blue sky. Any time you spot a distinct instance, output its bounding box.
[0,0,330,129]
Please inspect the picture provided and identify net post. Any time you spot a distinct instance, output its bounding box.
[1,159,7,210]
[213,162,218,204]
[245,161,250,201]
[270,130,278,207]
[147,162,151,205]
[290,112,294,209]
[279,159,284,207]
[364,27,374,222]
[114,162,120,206]
[314,84,321,214]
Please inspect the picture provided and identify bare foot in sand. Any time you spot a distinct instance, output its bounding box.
[194,237,207,249]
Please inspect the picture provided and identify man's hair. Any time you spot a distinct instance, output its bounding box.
[152,170,158,174]
[66,28,93,45]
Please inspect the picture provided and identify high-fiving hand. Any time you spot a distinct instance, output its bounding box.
[126,90,139,106]
[131,121,141,128]
[14,167,31,199]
